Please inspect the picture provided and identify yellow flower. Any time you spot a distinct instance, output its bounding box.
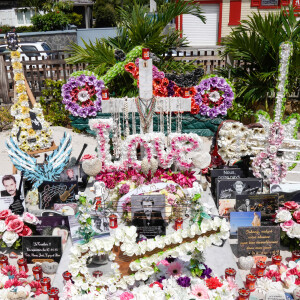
[11,51,20,58]
[14,73,24,81]
[24,118,32,126]
[21,107,30,114]
[18,94,28,102]
[16,84,26,93]
[28,129,36,136]
[12,62,22,70]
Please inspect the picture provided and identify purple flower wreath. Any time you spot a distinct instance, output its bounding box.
[62,74,105,118]
[194,76,234,118]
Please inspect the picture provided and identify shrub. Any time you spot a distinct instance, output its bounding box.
[66,12,83,27]
[31,11,69,31]
[94,2,117,28]
[0,106,14,132]
[39,79,71,127]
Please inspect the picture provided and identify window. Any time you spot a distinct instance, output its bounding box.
[15,9,33,25]
[251,0,289,8]
[20,46,39,58]
[228,0,242,25]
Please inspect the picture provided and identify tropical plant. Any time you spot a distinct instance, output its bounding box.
[219,6,300,115]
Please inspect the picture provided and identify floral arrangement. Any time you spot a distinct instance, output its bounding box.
[194,75,234,118]
[10,49,53,152]
[0,265,43,299]
[0,210,38,249]
[61,73,105,118]
[274,201,300,250]
[255,259,300,295]
[252,122,288,184]
[65,217,229,296]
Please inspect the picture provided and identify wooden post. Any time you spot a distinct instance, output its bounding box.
[0,55,10,104]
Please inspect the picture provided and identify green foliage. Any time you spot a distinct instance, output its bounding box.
[31,11,69,31]
[94,2,117,27]
[39,79,71,127]
[219,6,300,113]
[0,106,14,132]
[226,101,254,122]
[66,12,83,27]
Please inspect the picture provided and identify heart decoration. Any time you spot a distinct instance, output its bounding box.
[41,261,59,274]
[238,256,254,270]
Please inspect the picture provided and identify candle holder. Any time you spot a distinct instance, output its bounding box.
[183,88,190,98]
[109,214,118,229]
[93,270,103,278]
[62,271,72,284]
[225,267,236,280]
[272,254,282,266]
[94,196,102,210]
[292,250,300,262]
[32,265,43,281]
[0,255,9,268]
[101,88,109,100]
[48,287,59,300]
[245,273,257,292]
[142,48,150,60]
[238,288,250,300]
[175,218,183,231]
[17,258,28,273]
[40,277,51,294]
[256,261,266,278]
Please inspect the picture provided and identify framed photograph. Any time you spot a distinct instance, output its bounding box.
[216,178,263,202]
[38,181,78,209]
[230,211,261,236]
[54,203,77,216]
[131,195,166,240]
[218,199,236,217]
[0,174,25,211]
[235,194,278,226]
[60,165,80,182]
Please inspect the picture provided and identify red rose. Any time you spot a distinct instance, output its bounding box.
[0,210,12,220]
[124,62,136,74]
[149,281,163,290]
[284,201,300,211]
[5,214,19,225]
[7,219,24,234]
[205,277,223,289]
[293,210,300,224]
[19,225,32,237]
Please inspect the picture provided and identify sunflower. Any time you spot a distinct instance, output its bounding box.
[28,129,36,136]
[14,73,24,81]
[16,84,26,94]
[21,107,30,114]
[24,118,32,126]
[12,62,22,70]
[18,94,28,102]
[11,51,21,58]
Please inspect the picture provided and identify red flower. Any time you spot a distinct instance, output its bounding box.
[191,98,200,115]
[0,210,12,220]
[1,265,17,277]
[153,78,162,87]
[124,62,136,74]
[19,225,32,236]
[7,219,24,234]
[4,278,23,289]
[133,69,139,79]
[5,214,20,225]
[190,87,197,97]
[29,280,43,296]
[161,78,169,87]
[154,85,168,97]
[265,270,281,282]
[284,201,300,210]
[205,277,223,289]
[15,271,28,279]
[293,210,300,223]
[149,281,163,290]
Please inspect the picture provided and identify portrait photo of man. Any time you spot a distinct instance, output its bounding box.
[237,199,251,212]
[60,166,79,182]
[1,175,18,197]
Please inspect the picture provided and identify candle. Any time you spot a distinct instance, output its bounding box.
[238,288,250,300]
[272,254,282,266]
[17,258,28,273]
[94,196,102,210]
[32,265,43,281]
[62,271,72,284]
[40,277,51,294]
[109,214,118,229]
[93,270,103,278]
[183,88,190,98]
[292,250,300,262]
[48,287,59,300]
[256,261,266,277]
[225,267,236,280]
[0,255,9,268]
[101,88,109,100]
[245,274,257,292]
[175,218,183,230]
[142,48,150,60]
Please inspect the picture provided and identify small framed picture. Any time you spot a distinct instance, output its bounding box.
[131,195,166,240]
[230,211,261,236]
[60,165,80,182]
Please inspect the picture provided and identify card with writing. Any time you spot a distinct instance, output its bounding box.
[38,181,78,209]
[237,226,280,257]
[22,236,62,263]
[235,194,278,226]
[230,211,261,236]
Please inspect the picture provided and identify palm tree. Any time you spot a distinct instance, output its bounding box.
[219,6,300,112]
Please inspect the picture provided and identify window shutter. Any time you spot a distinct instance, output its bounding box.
[228,0,242,25]
[251,0,260,6]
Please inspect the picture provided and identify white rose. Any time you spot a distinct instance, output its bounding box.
[2,231,18,247]
[0,221,6,232]
[275,210,292,223]
[287,223,300,239]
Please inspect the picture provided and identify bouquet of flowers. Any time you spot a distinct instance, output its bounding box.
[274,201,300,250]
[0,210,38,249]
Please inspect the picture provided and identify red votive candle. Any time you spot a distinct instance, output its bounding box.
[142,48,150,60]
[93,270,103,278]
[17,258,28,273]
[32,265,43,281]
[48,287,59,300]
[62,271,72,284]
[94,196,102,210]
[175,218,183,230]
[238,288,250,300]
[225,267,236,280]
[109,214,118,229]
[0,255,9,268]
[256,261,266,277]
[292,250,300,261]
[183,88,190,98]
[101,88,109,100]
[245,273,257,292]
[272,254,282,266]
[40,277,51,294]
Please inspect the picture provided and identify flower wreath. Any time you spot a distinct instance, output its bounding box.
[62,73,105,118]
[194,76,234,118]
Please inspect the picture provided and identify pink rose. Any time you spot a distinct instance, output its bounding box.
[0,210,12,220]
[284,201,300,211]
[120,292,134,300]
[293,210,300,224]
[280,220,295,232]
[5,215,19,225]
[7,219,24,234]
[22,212,38,225]
[19,225,32,237]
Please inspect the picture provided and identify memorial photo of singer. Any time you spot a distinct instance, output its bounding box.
[131,195,166,240]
